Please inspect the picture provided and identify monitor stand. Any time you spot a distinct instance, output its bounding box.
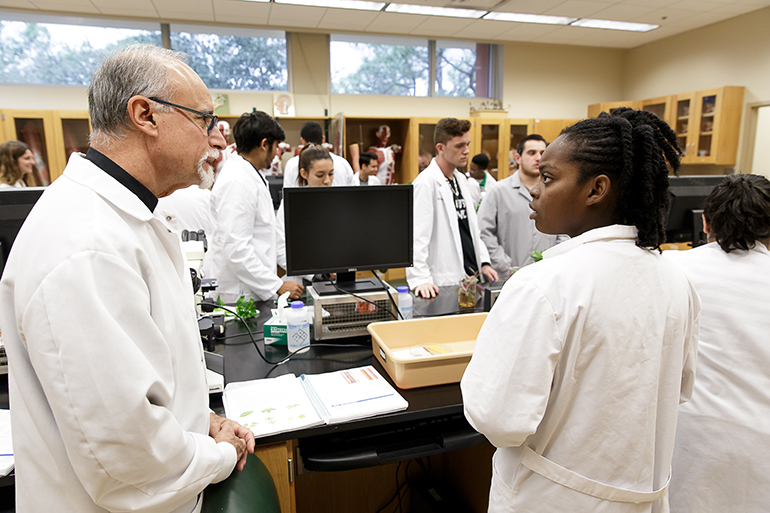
[312,272,387,296]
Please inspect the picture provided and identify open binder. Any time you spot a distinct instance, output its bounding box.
[223,366,408,439]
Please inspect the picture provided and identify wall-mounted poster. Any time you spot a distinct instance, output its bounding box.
[273,93,295,117]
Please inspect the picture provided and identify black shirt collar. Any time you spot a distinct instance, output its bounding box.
[85,148,158,212]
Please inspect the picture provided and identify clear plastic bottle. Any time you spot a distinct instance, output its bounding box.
[397,286,413,320]
[287,301,310,352]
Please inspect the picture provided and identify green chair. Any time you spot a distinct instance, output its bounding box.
[202,454,281,513]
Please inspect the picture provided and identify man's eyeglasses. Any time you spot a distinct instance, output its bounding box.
[148,97,219,135]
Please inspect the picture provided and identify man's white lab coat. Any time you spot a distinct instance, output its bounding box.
[282,152,354,188]
[462,225,700,513]
[0,153,235,513]
[208,154,283,302]
[665,242,770,513]
[406,158,490,289]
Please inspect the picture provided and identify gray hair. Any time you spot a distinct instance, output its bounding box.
[88,44,189,148]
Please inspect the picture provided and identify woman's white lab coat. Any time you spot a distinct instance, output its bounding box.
[461,225,700,513]
[0,153,235,513]
[664,242,770,513]
[208,154,283,302]
[406,159,490,289]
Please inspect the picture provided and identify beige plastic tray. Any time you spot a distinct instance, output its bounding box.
[367,313,488,389]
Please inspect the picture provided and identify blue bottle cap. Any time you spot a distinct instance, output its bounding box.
[397,286,408,293]
[291,301,304,308]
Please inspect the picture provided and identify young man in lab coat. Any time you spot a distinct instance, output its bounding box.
[0,45,253,513]
[477,134,566,276]
[666,174,770,513]
[406,118,498,298]
[282,121,354,188]
[208,112,304,302]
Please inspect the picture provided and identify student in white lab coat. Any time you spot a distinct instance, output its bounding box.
[276,145,334,283]
[208,112,303,302]
[282,121,353,188]
[665,174,770,513]
[406,118,498,298]
[0,45,253,513]
[462,108,700,513]
[353,151,382,186]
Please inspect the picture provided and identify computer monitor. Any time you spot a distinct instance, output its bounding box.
[666,175,725,246]
[0,187,46,276]
[283,185,413,295]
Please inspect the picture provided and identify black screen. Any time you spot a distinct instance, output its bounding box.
[284,185,413,276]
[0,187,46,276]
[667,175,725,244]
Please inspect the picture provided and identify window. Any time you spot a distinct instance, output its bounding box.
[331,34,495,98]
[435,40,492,98]
[0,14,160,86]
[170,25,287,91]
[330,35,429,96]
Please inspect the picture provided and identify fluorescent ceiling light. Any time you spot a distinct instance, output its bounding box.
[483,12,576,25]
[570,18,659,32]
[274,0,386,10]
[385,3,486,18]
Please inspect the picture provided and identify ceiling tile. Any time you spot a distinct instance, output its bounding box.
[408,15,476,36]
[213,0,271,25]
[572,28,652,48]
[153,0,214,21]
[268,2,327,28]
[91,0,158,17]
[30,0,100,13]
[451,19,515,40]
[531,25,589,44]
[494,0,569,15]
[366,12,429,34]
[632,7,704,24]
[498,22,562,41]
[0,0,39,8]
[316,8,379,32]
[667,0,727,10]
[586,3,660,22]
[543,1,614,18]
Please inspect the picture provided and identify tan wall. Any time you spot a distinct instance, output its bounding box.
[502,42,625,120]
[622,6,770,172]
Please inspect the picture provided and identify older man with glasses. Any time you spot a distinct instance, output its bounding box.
[0,44,254,513]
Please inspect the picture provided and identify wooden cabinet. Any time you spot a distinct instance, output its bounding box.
[587,100,642,119]
[470,114,508,181]
[590,87,744,166]
[344,116,410,184]
[1,109,92,183]
[255,440,297,513]
[532,118,581,145]
[1,109,58,185]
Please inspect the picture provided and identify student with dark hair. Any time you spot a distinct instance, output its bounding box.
[465,153,495,209]
[282,121,353,188]
[209,111,303,301]
[665,174,770,513]
[406,117,498,298]
[354,151,382,186]
[462,108,700,512]
[478,133,565,275]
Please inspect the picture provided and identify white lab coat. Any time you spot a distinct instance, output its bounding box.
[0,153,235,513]
[352,172,382,186]
[462,225,700,513]
[282,152,354,188]
[208,154,283,302]
[664,242,770,513]
[156,184,214,237]
[406,158,491,289]
[465,170,497,209]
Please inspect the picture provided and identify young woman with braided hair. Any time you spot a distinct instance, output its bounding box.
[462,108,701,513]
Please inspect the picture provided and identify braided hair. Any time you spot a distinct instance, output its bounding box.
[560,108,680,250]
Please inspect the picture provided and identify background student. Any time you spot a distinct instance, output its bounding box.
[282,121,353,188]
[276,144,335,283]
[465,153,496,209]
[353,151,382,185]
[406,117,498,299]
[665,174,770,513]
[462,109,700,512]
[478,134,566,276]
[209,111,303,302]
[0,140,36,188]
